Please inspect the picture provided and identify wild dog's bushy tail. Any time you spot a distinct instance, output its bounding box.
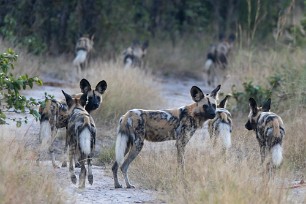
[73,50,87,66]
[115,117,130,165]
[79,126,91,155]
[271,144,283,167]
[39,100,51,145]
[218,122,232,149]
[271,119,283,167]
[39,120,51,147]
[204,59,213,72]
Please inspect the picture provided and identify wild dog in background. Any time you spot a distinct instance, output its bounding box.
[112,85,221,188]
[123,40,149,69]
[73,35,94,77]
[62,90,96,188]
[38,79,107,168]
[245,98,285,169]
[208,95,232,152]
[204,33,236,86]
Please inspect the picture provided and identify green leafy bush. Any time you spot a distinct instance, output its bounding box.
[0,49,43,126]
[231,74,282,112]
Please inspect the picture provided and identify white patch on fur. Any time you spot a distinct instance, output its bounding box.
[39,121,51,149]
[73,50,87,66]
[162,111,172,121]
[124,58,133,69]
[131,109,142,116]
[219,123,232,149]
[271,144,283,167]
[79,128,91,155]
[204,59,213,72]
[115,132,129,165]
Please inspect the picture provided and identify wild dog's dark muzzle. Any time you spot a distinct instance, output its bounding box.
[245,121,253,130]
[204,105,216,119]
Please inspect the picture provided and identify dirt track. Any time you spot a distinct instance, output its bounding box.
[2,76,306,204]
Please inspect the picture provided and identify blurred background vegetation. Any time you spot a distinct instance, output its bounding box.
[0,0,305,56]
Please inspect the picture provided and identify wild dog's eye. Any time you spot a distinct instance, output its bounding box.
[96,96,101,101]
[203,104,208,109]
[212,104,216,109]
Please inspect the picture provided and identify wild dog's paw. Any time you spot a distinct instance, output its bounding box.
[114,183,123,188]
[61,161,67,167]
[88,175,93,185]
[75,162,81,168]
[126,184,135,189]
[71,175,77,184]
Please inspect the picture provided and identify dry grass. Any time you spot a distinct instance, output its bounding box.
[86,60,164,126]
[0,128,65,204]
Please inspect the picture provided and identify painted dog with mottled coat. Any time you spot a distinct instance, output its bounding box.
[62,90,96,188]
[245,98,285,168]
[112,85,221,188]
[123,40,149,69]
[208,95,232,151]
[38,79,107,168]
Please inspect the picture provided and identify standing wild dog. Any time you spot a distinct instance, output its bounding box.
[73,35,94,77]
[245,98,285,169]
[208,95,232,152]
[204,33,235,86]
[62,90,96,189]
[38,79,107,168]
[123,40,149,69]
[112,85,221,188]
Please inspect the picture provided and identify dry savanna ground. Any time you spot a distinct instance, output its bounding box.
[1,38,306,203]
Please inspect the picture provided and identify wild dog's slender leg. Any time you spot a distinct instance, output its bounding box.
[61,128,69,167]
[260,145,266,164]
[121,141,144,188]
[79,152,87,189]
[87,153,93,185]
[112,161,122,188]
[50,127,60,168]
[69,144,77,184]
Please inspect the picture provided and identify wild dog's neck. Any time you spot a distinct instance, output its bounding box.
[181,103,207,127]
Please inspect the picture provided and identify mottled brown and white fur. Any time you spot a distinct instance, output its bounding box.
[112,85,221,188]
[73,35,94,78]
[123,40,149,69]
[62,90,96,189]
[245,98,285,168]
[204,34,235,86]
[38,79,107,168]
[208,95,232,152]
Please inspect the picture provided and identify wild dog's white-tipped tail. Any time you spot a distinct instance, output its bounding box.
[115,132,129,165]
[271,144,283,167]
[79,128,91,155]
[73,50,87,66]
[124,58,133,69]
[39,121,51,149]
[219,123,232,149]
[204,59,213,72]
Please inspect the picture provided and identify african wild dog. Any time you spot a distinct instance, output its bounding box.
[245,98,285,168]
[208,95,232,152]
[38,79,107,168]
[62,90,96,188]
[112,85,221,188]
[123,40,149,69]
[73,35,94,76]
[204,33,235,86]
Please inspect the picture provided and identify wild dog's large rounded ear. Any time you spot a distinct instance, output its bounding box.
[95,80,107,94]
[249,97,258,114]
[218,94,231,108]
[190,86,204,102]
[62,90,74,108]
[80,93,88,107]
[80,79,92,93]
[210,84,221,99]
[262,98,271,112]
